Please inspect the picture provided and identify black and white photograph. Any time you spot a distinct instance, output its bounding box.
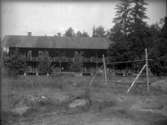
[1,0,167,125]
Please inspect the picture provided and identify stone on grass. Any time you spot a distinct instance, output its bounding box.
[68,99,89,108]
[11,105,30,116]
[50,92,70,104]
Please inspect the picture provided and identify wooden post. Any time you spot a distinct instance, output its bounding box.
[145,48,150,92]
[59,61,61,72]
[89,72,97,86]
[127,64,146,93]
[96,53,98,71]
[103,55,108,85]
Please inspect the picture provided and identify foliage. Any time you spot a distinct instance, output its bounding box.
[149,38,167,76]
[70,51,83,72]
[127,25,153,59]
[108,40,131,69]
[149,19,167,75]
[92,26,106,37]
[109,0,149,61]
[108,40,130,62]
[161,17,167,38]
[76,31,89,37]
[54,32,62,37]
[64,27,75,37]
[109,24,127,42]
[3,49,27,76]
[76,31,82,37]
[108,0,167,74]
[113,0,132,35]
[38,51,51,74]
[130,0,148,29]
[82,32,89,37]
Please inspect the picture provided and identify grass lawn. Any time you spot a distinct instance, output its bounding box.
[1,72,167,125]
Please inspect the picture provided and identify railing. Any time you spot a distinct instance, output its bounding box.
[26,56,109,63]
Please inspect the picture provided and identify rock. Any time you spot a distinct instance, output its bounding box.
[50,92,70,104]
[68,99,89,108]
[11,105,30,116]
[21,94,50,106]
[38,95,50,105]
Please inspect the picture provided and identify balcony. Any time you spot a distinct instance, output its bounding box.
[26,56,109,63]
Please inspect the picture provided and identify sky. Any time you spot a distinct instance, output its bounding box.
[1,0,166,38]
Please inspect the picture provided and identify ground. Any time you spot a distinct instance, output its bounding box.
[1,72,167,125]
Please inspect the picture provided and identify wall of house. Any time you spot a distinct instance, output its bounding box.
[9,47,108,73]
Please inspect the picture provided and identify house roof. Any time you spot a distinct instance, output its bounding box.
[3,35,112,50]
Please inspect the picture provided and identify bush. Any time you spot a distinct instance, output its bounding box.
[3,49,27,77]
[38,51,51,74]
[150,37,167,76]
[70,51,83,72]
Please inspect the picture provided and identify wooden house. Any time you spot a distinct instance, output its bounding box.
[3,32,112,73]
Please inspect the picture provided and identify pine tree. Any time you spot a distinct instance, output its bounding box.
[130,0,148,32]
[108,0,149,70]
[113,0,132,35]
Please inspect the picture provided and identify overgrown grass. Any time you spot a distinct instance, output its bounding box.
[2,71,167,125]
[1,72,166,112]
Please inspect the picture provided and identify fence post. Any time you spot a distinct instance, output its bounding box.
[145,48,150,92]
[127,64,146,93]
[103,55,108,85]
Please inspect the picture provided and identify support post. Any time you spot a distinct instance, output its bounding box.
[96,53,98,72]
[89,73,97,86]
[59,61,61,72]
[103,55,108,85]
[127,64,146,93]
[145,48,150,92]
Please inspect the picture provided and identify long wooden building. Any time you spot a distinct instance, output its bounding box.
[3,32,112,73]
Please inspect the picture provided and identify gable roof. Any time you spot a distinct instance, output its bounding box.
[3,35,112,50]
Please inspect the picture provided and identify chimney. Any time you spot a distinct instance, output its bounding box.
[28,32,32,36]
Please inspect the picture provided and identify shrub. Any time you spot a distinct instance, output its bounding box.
[70,51,83,72]
[38,51,51,74]
[3,49,27,77]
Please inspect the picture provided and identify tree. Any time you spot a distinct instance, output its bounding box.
[92,26,106,37]
[161,17,167,38]
[76,31,89,37]
[149,17,167,75]
[82,31,89,37]
[150,37,167,76]
[109,23,126,42]
[130,0,148,33]
[112,0,148,35]
[3,49,27,76]
[57,32,62,37]
[108,0,150,71]
[108,0,132,63]
[113,0,132,35]
[76,31,82,37]
[64,27,75,37]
